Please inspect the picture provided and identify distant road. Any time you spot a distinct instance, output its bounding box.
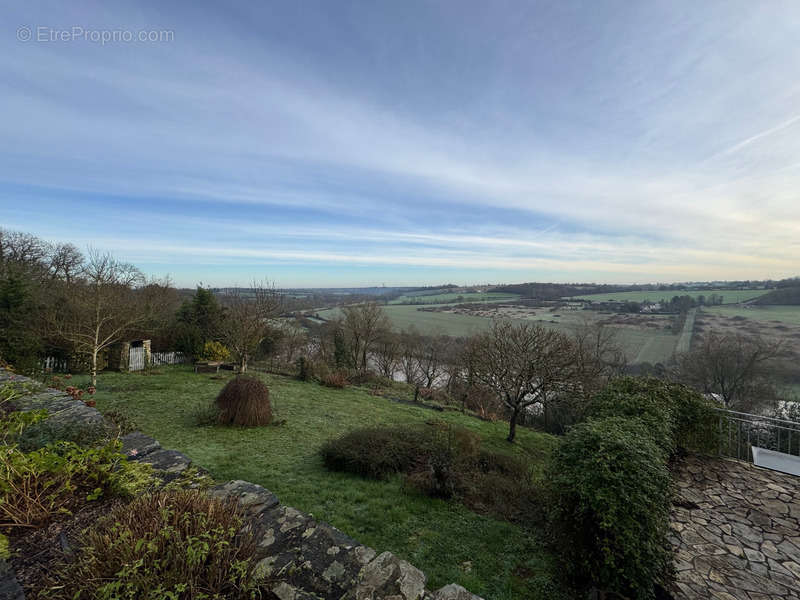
[675,308,697,354]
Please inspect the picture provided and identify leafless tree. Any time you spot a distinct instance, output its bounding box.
[218,281,283,373]
[398,326,422,386]
[675,330,782,412]
[374,330,400,379]
[48,242,84,283]
[569,320,626,397]
[341,302,391,374]
[417,333,450,388]
[47,250,169,386]
[470,320,575,442]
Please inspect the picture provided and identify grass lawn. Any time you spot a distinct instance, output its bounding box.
[567,289,768,304]
[72,366,564,600]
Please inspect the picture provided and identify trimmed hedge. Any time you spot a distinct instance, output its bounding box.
[547,417,672,598]
[587,377,718,455]
[548,377,717,598]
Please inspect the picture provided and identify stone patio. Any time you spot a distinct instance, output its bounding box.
[669,454,800,599]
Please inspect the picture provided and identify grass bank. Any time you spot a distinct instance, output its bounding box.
[70,366,564,600]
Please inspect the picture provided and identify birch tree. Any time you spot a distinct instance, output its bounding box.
[218,281,282,373]
[48,250,167,386]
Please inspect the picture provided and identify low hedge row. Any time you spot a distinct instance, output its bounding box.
[547,377,717,599]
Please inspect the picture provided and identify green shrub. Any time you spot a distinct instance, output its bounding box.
[321,425,433,479]
[0,408,47,444]
[215,376,272,426]
[587,377,677,453]
[18,417,112,452]
[587,376,718,455]
[666,383,720,454]
[0,440,155,529]
[103,409,140,436]
[322,423,540,523]
[546,417,672,599]
[296,355,313,381]
[46,490,264,600]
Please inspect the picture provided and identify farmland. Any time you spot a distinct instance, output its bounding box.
[316,303,682,364]
[389,291,519,305]
[699,304,800,325]
[566,289,768,304]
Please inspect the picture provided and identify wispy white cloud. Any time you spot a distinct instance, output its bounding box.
[2,1,800,285]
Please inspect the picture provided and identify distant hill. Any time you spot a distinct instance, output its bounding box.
[752,286,800,305]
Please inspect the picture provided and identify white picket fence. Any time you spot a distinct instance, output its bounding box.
[41,356,70,373]
[42,350,188,373]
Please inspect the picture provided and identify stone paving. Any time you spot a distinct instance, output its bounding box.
[669,454,800,599]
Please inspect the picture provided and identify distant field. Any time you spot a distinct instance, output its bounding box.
[390,292,519,305]
[318,304,495,337]
[316,305,680,363]
[566,289,768,304]
[699,305,800,325]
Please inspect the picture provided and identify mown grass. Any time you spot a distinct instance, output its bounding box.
[71,366,564,599]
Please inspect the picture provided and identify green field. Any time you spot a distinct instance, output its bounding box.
[72,367,563,600]
[699,305,800,325]
[390,292,519,305]
[318,305,680,363]
[567,289,768,304]
[318,304,495,337]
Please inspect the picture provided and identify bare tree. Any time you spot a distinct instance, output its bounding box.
[218,281,283,373]
[47,242,84,283]
[47,250,168,386]
[675,330,782,412]
[374,330,400,379]
[398,326,422,386]
[341,302,390,374]
[417,333,450,388]
[569,321,626,400]
[470,320,575,442]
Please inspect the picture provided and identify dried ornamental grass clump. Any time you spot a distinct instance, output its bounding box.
[215,376,272,426]
[46,490,263,599]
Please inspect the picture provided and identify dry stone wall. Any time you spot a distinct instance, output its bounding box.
[0,369,483,600]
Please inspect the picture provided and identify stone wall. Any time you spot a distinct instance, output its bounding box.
[0,369,483,600]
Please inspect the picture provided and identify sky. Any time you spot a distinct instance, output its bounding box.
[2,1,800,288]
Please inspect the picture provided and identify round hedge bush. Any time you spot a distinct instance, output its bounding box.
[215,376,272,426]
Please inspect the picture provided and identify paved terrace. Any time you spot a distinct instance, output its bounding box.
[670,454,800,600]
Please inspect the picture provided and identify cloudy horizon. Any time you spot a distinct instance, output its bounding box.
[3,1,800,288]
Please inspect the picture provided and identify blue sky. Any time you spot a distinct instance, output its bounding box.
[2,1,800,287]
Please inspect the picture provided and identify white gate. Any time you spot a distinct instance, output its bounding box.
[129,346,146,371]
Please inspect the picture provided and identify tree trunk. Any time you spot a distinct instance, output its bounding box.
[362,348,368,374]
[91,349,98,387]
[507,408,519,442]
[240,353,248,373]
